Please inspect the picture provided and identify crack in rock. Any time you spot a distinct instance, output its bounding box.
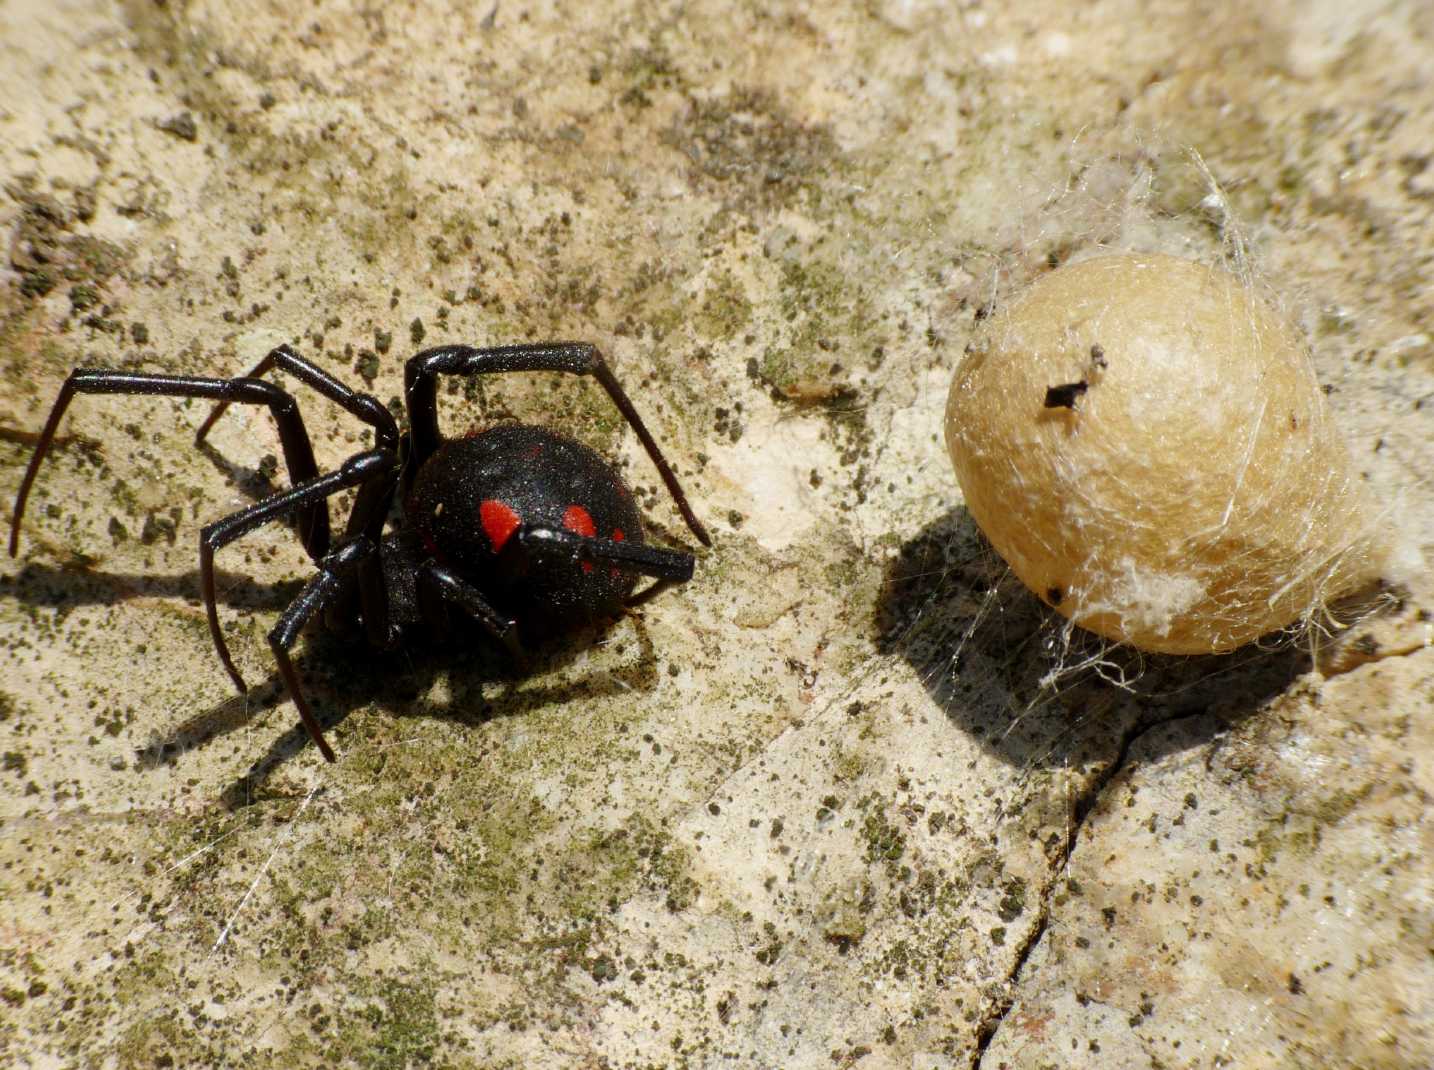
[969,710,1173,1068]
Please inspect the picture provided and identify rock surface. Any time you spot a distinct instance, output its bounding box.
[1,1,1430,1067]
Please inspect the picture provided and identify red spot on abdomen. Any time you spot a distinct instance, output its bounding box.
[562,505,596,537]
[480,499,521,551]
[563,505,597,572]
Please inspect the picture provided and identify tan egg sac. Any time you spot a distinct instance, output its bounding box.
[945,252,1386,654]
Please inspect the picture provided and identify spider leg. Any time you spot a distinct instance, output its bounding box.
[417,561,524,662]
[319,430,404,636]
[514,524,696,608]
[192,344,402,607]
[10,369,333,560]
[199,449,399,694]
[195,343,399,453]
[266,536,379,762]
[515,525,694,581]
[403,343,710,546]
[320,474,399,638]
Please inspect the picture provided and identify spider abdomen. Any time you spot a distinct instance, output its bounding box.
[406,424,645,629]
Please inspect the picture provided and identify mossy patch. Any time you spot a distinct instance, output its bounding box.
[114,1012,198,1070]
[616,46,685,110]
[5,179,128,313]
[693,268,755,343]
[860,795,907,869]
[747,255,874,413]
[663,87,841,211]
[348,975,441,1070]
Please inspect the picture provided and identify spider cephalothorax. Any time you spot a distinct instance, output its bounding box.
[9,342,710,761]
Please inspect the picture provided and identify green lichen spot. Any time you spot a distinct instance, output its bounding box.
[694,268,754,342]
[861,798,907,868]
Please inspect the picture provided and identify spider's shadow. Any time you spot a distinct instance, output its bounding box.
[193,615,662,809]
[873,507,1310,774]
[5,559,663,812]
[2,438,311,612]
[5,560,305,612]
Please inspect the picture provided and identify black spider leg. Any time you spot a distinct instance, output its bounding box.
[517,525,697,609]
[416,563,525,662]
[404,343,712,546]
[9,370,329,559]
[267,536,380,762]
[247,448,403,762]
[195,343,400,454]
[334,452,409,649]
[194,344,403,634]
[517,526,694,577]
[199,449,399,701]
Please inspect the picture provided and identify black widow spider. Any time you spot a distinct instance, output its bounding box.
[8,342,711,762]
